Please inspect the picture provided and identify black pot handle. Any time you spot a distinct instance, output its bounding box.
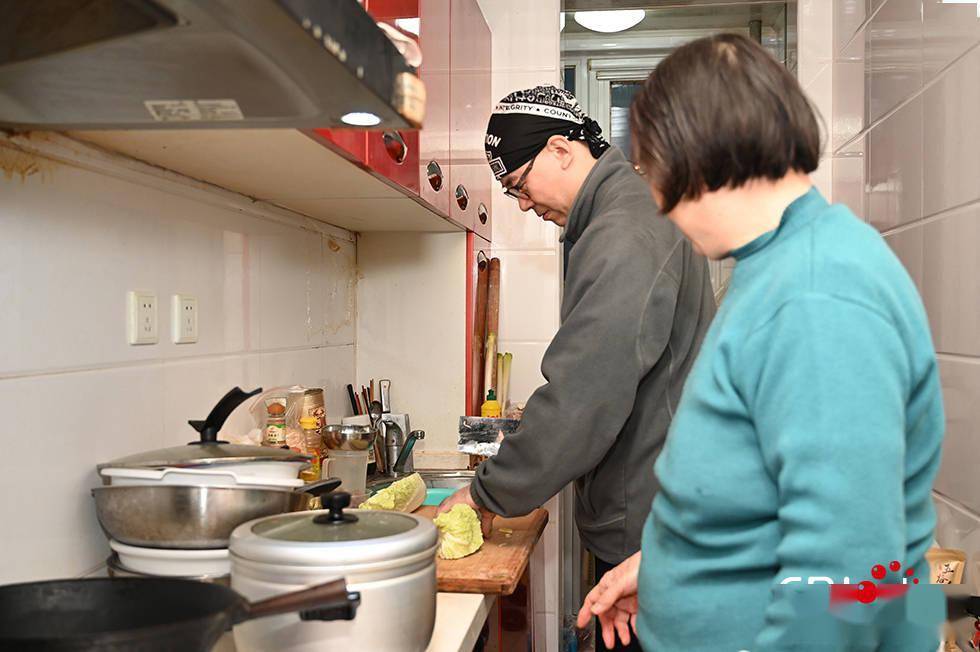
[243,579,360,623]
[188,386,263,444]
[298,477,342,497]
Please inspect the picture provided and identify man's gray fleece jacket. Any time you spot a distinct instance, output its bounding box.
[470,147,716,564]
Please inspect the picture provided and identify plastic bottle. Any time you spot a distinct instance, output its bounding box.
[298,416,323,482]
[480,389,501,418]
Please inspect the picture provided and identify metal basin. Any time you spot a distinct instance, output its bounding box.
[367,469,474,494]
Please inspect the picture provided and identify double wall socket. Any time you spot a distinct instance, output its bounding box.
[127,292,199,345]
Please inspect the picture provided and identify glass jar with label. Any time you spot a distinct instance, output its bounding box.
[263,398,287,447]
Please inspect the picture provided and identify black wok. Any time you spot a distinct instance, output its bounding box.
[0,577,359,651]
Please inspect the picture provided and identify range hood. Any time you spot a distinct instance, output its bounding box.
[0,0,425,130]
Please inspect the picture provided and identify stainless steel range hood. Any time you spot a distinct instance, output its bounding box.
[0,0,425,130]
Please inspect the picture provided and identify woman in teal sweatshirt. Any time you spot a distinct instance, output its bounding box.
[577,34,945,651]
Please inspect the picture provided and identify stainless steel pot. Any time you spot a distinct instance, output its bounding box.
[229,492,438,651]
[92,478,341,549]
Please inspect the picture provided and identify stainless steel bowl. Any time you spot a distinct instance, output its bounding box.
[322,424,376,451]
[92,478,339,549]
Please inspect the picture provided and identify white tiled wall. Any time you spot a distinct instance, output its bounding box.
[354,231,467,453]
[476,1,563,650]
[0,135,356,583]
[831,0,980,615]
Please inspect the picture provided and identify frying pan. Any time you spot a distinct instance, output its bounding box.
[0,577,359,651]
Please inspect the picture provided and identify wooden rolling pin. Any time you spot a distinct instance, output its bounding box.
[472,257,490,414]
[486,257,501,393]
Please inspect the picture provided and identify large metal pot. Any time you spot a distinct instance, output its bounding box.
[229,492,438,651]
[92,478,340,549]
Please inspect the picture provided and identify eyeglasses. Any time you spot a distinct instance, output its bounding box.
[502,151,540,200]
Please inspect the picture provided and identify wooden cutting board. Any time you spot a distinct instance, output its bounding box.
[414,506,548,596]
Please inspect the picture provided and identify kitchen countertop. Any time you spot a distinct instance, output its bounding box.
[214,591,496,652]
[426,592,496,652]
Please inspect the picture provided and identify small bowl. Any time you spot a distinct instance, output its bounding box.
[322,424,376,451]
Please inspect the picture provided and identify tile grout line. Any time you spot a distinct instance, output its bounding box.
[933,490,980,521]
[0,343,356,382]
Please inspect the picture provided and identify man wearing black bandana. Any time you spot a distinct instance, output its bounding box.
[437,86,716,651]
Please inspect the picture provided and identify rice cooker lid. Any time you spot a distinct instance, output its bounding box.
[229,493,437,566]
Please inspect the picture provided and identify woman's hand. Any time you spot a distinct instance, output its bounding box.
[576,551,642,648]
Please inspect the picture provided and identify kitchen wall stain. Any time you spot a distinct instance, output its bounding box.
[321,237,357,338]
[0,145,54,183]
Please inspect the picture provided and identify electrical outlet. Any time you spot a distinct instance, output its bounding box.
[172,294,199,344]
[127,291,158,345]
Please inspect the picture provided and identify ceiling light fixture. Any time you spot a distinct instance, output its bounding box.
[573,10,645,33]
[341,112,382,127]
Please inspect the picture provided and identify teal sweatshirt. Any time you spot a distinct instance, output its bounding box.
[637,188,944,651]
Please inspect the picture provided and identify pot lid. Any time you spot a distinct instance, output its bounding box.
[98,386,311,469]
[229,493,437,566]
[99,442,310,470]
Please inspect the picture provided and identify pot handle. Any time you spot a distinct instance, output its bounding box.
[298,477,342,497]
[188,386,263,444]
[244,579,361,623]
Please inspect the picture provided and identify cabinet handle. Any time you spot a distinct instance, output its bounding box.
[382,131,408,164]
[478,203,489,225]
[455,185,470,211]
[427,161,443,191]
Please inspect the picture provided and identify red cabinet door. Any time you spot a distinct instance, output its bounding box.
[449,0,492,239]
[365,0,452,216]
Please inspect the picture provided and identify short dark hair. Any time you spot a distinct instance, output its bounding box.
[630,33,822,213]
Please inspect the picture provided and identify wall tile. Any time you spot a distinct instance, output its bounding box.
[836,0,868,55]
[833,137,868,219]
[933,358,980,516]
[811,158,834,202]
[867,96,923,231]
[922,204,980,357]
[477,0,560,74]
[798,0,835,89]
[496,340,549,406]
[356,233,467,453]
[491,196,562,251]
[833,35,867,152]
[251,227,326,351]
[495,251,561,342]
[0,366,165,583]
[804,64,834,152]
[922,0,980,78]
[922,45,980,217]
[866,0,923,124]
[884,224,924,290]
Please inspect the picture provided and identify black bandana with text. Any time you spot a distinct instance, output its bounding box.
[485,85,610,180]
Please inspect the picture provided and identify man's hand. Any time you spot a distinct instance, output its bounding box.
[576,551,642,648]
[435,484,495,537]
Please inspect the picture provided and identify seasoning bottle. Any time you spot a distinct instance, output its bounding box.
[299,416,323,482]
[263,398,287,447]
[480,389,501,418]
